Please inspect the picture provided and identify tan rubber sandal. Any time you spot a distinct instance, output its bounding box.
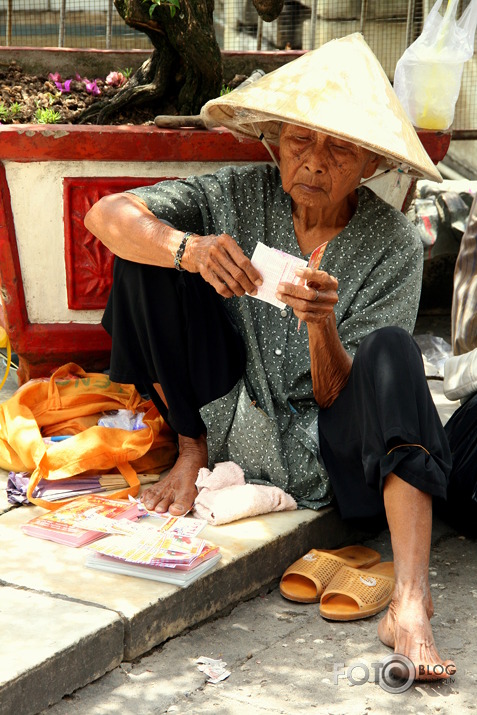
[279,546,381,604]
[319,562,395,621]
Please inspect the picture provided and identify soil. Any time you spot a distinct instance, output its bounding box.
[0,61,162,125]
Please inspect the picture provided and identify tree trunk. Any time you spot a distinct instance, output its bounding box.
[75,0,285,124]
[77,0,222,123]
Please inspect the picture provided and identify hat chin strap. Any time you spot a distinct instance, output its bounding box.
[359,164,410,187]
[359,168,393,187]
[252,124,280,170]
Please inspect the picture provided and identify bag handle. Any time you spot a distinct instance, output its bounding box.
[46,363,141,413]
[47,363,88,406]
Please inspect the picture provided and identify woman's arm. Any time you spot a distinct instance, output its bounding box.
[84,192,186,267]
[84,191,262,297]
[307,315,353,408]
[276,267,351,408]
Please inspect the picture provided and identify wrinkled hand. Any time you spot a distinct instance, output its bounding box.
[183,233,263,298]
[276,267,339,325]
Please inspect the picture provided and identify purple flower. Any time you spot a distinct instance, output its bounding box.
[84,79,101,96]
[54,79,72,94]
[49,72,62,83]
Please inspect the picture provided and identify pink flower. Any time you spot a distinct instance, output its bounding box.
[48,72,62,83]
[105,71,126,87]
[84,79,101,96]
[54,79,72,93]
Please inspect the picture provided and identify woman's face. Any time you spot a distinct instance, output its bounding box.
[279,123,380,210]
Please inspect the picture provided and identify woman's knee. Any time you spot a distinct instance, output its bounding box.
[355,326,419,367]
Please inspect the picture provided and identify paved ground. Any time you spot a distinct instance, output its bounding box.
[38,518,477,715]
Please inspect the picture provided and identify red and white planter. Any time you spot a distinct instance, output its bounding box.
[0,123,450,384]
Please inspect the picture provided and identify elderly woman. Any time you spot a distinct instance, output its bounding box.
[85,35,454,679]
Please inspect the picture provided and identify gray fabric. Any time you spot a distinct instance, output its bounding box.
[452,191,477,356]
[129,164,423,509]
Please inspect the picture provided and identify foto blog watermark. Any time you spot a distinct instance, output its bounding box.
[333,655,456,693]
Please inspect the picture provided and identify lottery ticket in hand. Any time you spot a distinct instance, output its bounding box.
[297,241,329,331]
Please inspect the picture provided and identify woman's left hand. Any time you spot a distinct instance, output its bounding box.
[276,267,339,325]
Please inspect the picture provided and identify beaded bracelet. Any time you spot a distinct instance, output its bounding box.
[174,231,193,271]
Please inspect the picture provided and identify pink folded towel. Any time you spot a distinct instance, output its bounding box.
[195,461,245,491]
[193,461,297,525]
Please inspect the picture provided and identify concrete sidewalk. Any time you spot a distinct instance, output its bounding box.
[0,337,469,715]
[39,517,477,715]
[0,489,353,715]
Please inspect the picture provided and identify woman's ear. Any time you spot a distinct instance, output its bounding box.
[362,152,382,180]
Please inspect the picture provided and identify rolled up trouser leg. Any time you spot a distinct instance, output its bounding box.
[319,326,451,519]
[102,258,246,438]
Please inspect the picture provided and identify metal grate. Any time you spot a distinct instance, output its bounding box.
[0,0,476,128]
[0,0,151,49]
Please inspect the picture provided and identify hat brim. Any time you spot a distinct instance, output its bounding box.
[201,34,442,183]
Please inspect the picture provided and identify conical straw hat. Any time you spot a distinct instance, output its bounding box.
[201,33,442,182]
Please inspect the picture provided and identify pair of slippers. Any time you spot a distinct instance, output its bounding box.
[280,545,395,621]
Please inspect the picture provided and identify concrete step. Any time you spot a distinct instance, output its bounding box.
[0,586,124,715]
[0,498,352,715]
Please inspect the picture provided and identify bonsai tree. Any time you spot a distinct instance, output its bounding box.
[78,0,284,124]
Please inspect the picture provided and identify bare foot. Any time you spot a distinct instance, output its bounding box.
[378,596,456,681]
[141,433,208,515]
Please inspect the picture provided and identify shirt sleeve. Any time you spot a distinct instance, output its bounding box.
[451,192,477,356]
[338,202,424,356]
[126,176,215,235]
[125,165,276,241]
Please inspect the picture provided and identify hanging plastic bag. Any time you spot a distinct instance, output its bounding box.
[394,0,477,130]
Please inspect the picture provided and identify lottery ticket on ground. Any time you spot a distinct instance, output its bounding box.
[196,657,231,684]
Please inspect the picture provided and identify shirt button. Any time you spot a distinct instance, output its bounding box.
[280,309,287,317]
[275,348,283,356]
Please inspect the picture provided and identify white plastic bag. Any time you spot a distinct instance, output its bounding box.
[97,409,146,430]
[394,0,477,130]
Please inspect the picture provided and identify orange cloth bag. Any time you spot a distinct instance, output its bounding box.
[0,363,177,509]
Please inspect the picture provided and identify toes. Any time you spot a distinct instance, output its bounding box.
[154,499,171,513]
[141,490,171,512]
[168,485,198,515]
[168,500,192,516]
[141,494,160,510]
[444,660,457,676]
[140,484,163,510]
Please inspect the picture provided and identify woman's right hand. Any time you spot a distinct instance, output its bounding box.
[182,232,263,298]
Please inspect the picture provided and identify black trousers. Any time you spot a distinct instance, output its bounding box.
[103,258,451,520]
[318,327,451,519]
[102,258,246,437]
